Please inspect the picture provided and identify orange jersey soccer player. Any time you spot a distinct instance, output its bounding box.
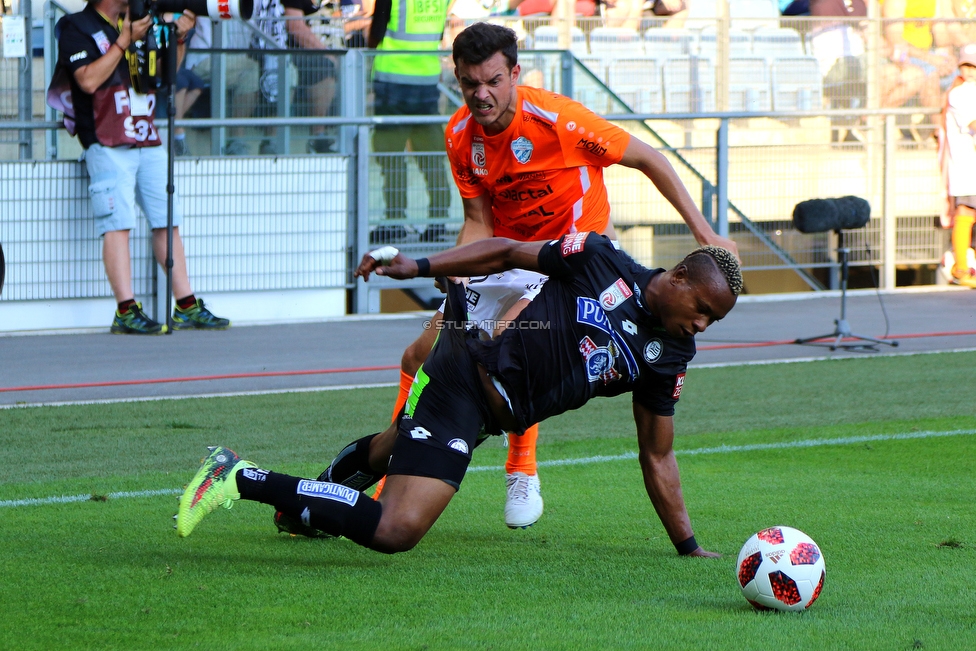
[275,22,739,535]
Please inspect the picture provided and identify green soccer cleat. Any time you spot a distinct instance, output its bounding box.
[110,302,167,335]
[172,298,230,330]
[177,446,255,538]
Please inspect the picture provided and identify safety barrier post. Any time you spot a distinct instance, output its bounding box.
[882,114,896,289]
[716,117,729,238]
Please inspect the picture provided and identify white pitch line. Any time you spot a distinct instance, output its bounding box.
[0,488,182,508]
[465,428,976,471]
[3,428,974,509]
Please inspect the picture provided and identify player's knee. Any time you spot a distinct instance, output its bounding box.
[370,515,427,553]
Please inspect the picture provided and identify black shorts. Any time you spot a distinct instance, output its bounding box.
[292,52,336,87]
[387,283,499,489]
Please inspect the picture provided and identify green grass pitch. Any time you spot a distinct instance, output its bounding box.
[1,352,974,650]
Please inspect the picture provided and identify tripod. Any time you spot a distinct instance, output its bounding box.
[795,229,899,351]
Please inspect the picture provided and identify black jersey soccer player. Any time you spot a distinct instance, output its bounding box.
[177,233,741,558]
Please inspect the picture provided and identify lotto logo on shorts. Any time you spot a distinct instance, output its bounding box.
[672,373,686,400]
[297,480,359,506]
[561,232,589,257]
[599,278,633,311]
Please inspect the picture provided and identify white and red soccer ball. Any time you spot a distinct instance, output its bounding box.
[735,526,825,612]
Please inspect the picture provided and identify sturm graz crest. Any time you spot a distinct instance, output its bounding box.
[643,339,663,363]
[511,136,533,164]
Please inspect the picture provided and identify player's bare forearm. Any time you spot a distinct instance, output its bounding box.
[355,239,544,281]
[620,138,739,259]
[633,404,720,558]
[456,194,494,245]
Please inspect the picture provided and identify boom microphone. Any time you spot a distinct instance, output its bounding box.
[792,196,871,233]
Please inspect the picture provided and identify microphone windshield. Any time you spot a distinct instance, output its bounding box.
[792,196,871,233]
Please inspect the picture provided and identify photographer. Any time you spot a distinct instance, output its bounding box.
[52,0,230,334]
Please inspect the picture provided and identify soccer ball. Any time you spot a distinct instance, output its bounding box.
[735,526,826,612]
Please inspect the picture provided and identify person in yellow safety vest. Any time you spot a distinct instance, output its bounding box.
[368,0,453,244]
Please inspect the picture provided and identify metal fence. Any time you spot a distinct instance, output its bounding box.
[0,8,961,318]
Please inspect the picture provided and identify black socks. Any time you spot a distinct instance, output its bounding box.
[237,468,382,547]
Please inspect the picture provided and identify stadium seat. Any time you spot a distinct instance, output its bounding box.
[575,55,610,111]
[643,27,696,59]
[729,0,780,29]
[588,26,643,57]
[606,56,664,114]
[728,56,771,111]
[698,26,753,59]
[578,55,608,82]
[751,26,805,59]
[770,56,823,111]
[663,56,716,113]
[530,24,589,56]
[684,0,718,29]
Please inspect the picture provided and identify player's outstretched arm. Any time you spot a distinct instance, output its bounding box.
[456,194,495,246]
[633,401,721,558]
[355,239,546,281]
[619,138,739,260]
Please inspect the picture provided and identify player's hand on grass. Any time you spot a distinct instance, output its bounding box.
[687,547,722,558]
[355,247,417,281]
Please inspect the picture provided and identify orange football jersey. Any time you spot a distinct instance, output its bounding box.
[445,85,630,241]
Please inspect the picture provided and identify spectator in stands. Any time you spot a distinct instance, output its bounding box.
[173,48,207,156]
[808,0,867,142]
[506,0,598,17]
[881,0,957,133]
[183,18,260,155]
[251,0,338,154]
[602,0,644,29]
[938,43,976,287]
[284,0,339,153]
[338,0,373,47]
[645,0,689,27]
[943,0,976,49]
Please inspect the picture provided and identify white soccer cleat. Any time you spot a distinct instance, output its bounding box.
[505,472,543,529]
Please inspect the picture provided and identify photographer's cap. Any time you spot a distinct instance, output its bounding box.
[960,43,976,68]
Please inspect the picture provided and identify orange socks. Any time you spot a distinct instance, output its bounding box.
[505,423,539,475]
[391,370,414,423]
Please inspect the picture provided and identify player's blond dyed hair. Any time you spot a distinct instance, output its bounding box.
[683,246,743,296]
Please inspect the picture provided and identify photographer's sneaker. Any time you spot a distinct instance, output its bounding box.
[110,302,167,335]
[504,472,543,529]
[177,446,255,537]
[172,299,230,330]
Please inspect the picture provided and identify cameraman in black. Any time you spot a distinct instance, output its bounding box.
[53,0,230,334]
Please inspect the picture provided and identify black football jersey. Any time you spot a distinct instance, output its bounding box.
[470,232,696,433]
